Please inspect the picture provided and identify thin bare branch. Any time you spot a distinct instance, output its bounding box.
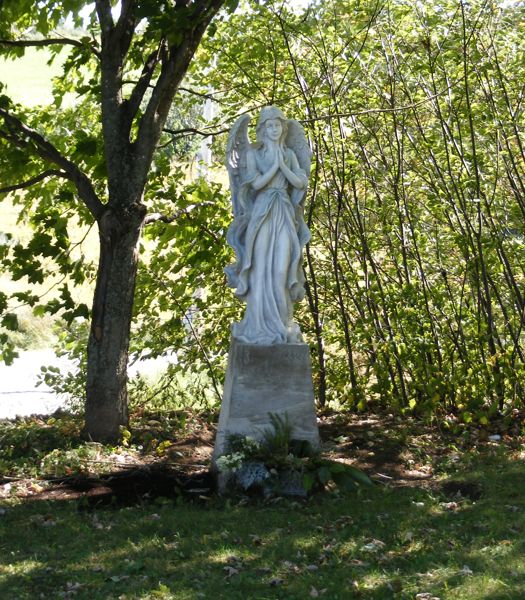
[0,169,67,194]
[163,125,228,138]
[178,86,219,101]
[300,83,463,124]
[144,201,214,225]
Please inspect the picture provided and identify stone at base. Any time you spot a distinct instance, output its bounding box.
[212,338,319,481]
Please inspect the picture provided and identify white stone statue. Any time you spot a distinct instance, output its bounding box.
[225,106,311,345]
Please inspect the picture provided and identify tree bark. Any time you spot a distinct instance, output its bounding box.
[83,0,226,442]
[85,200,146,442]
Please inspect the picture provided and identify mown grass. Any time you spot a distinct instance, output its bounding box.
[0,47,66,107]
[1,445,524,600]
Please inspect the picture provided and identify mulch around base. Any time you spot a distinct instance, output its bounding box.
[4,411,523,505]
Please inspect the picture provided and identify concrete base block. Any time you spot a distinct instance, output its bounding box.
[212,338,319,467]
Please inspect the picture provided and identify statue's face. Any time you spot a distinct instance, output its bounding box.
[265,118,283,142]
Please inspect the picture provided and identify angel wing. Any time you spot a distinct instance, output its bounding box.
[286,119,312,207]
[225,113,252,218]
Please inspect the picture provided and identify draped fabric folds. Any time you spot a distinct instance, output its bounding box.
[225,145,310,344]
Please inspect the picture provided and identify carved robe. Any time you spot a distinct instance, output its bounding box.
[225,144,310,344]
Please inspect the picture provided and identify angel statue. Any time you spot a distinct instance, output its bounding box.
[224,106,311,345]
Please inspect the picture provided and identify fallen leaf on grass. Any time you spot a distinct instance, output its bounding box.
[0,483,12,497]
[310,586,327,597]
[109,575,129,583]
[387,578,403,593]
[349,559,369,567]
[223,566,240,577]
[281,560,300,574]
[58,582,84,598]
[92,565,105,573]
[402,531,414,542]
[459,565,473,576]
[42,515,57,527]
[163,542,179,551]
[361,539,386,552]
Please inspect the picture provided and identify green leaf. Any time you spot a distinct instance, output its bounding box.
[317,465,331,485]
[0,291,7,313]
[2,313,19,331]
[332,472,358,492]
[303,472,315,492]
[74,138,98,157]
[0,332,18,365]
[343,465,374,487]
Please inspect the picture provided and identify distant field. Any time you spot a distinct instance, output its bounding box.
[0,47,67,107]
[1,195,98,296]
[1,45,97,339]
[0,43,217,350]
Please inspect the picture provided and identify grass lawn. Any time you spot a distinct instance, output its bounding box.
[1,413,524,599]
[0,47,70,107]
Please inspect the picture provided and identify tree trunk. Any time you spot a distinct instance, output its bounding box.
[85,200,146,442]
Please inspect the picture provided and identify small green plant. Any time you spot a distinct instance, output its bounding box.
[261,413,294,458]
[217,412,372,496]
[40,443,113,478]
[302,457,374,493]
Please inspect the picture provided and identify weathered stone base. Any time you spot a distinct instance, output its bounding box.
[212,338,319,472]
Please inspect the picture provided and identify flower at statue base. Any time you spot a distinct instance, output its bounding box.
[215,414,373,498]
[216,452,246,474]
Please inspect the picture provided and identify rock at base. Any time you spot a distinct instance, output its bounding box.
[212,338,319,471]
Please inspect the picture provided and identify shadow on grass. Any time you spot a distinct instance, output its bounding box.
[1,452,524,600]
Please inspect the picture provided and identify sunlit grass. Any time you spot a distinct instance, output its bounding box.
[0,47,71,107]
[1,454,524,599]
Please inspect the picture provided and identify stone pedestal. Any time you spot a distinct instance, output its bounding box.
[212,338,319,465]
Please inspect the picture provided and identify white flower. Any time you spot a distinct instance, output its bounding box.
[216,452,245,473]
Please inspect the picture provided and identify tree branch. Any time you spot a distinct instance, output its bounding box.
[0,169,68,194]
[163,126,228,138]
[178,86,219,101]
[144,201,214,225]
[300,84,463,124]
[134,0,225,180]
[0,36,101,58]
[95,0,114,37]
[0,109,104,220]
[1,37,80,49]
[114,0,137,58]
[144,210,185,225]
[124,43,163,124]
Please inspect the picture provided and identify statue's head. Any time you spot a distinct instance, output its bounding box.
[256,105,288,144]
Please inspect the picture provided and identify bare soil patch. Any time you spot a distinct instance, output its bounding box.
[4,410,524,505]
